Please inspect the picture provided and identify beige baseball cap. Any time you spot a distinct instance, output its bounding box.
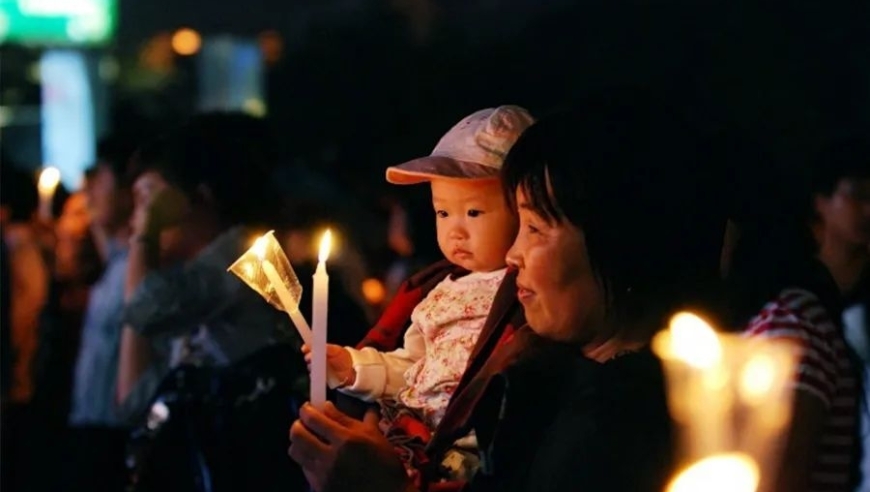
[386,105,535,185]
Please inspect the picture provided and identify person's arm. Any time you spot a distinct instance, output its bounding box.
[8,233,48,402]
[116,235,159,404]
[89,221,109,263]
[123,257,238,338]
[117,181,186,404]
[746,308,837,492]
[340,322,426,400]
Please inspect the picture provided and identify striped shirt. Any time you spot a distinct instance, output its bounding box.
[745,288,859,492]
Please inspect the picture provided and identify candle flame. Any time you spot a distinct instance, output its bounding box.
[38,167,61,194]
[667,312,722,369]
[667,453,759,492]
[318,229,332,263]
[251,235,268,260]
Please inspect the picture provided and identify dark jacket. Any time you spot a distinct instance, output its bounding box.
[465,327,674,492]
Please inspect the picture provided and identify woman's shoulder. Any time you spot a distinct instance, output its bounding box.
[500,341,666,402]
[500,349,673,492]
[498,346,670,444]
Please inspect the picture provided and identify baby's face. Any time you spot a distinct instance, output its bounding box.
[430,178,518,272]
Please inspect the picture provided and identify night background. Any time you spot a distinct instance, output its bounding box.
[1,1,869,491]
[0,0,870,492]
[4,0,869,199]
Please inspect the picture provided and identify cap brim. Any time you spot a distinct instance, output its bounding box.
[386,156,499,185]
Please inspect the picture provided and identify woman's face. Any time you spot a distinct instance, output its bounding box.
[506,187,605,343]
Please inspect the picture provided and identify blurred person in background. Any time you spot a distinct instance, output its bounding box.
[36,178,103,409]
[0,160,49,492]
[808,136,870,492]
[117,113,307,492]
[810,136,870,298]
[0,162,49,407]
[65,135,139,492]
[28,167,112,492]
[722,136,863,492]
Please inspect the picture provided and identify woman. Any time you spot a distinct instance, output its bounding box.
[288,92,728,492]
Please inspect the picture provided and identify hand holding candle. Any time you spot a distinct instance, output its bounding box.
[310,229,332,408]
[37,166,61,221]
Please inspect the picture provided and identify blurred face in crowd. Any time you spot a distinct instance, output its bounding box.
[506,185,605,343]
[58,192,90,239]
[55,192,91,279]
[132,170,192,264]
[816,177,870,248]
[86,163,131,231]
[430,178,517,272]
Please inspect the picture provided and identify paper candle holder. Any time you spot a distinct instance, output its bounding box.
[227,230,304,314]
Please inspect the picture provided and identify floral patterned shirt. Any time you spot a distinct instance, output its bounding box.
[398,268,506,427]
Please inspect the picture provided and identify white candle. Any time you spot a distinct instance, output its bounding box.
[252,235,313,346]
[37,166,60,221]
[311,229,331,408]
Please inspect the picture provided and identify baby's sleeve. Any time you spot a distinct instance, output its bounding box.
[340,322,427,400]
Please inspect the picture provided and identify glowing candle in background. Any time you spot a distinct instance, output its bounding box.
[653,311,799,492]
[37,166,61,221]
[667,453,759,492]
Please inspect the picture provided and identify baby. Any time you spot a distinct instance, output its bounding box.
[307,106,533,436]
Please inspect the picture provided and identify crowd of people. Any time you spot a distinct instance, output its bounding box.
[1,88,868,492]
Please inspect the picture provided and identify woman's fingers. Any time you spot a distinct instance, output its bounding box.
[289,418,330,458]
[298,403,352,443]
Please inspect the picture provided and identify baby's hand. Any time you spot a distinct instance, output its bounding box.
[301,344,356,388]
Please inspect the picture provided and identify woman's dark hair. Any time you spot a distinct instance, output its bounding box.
[129,112,282,227]
[502,90,728,338]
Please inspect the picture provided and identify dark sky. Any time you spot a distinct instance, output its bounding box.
[116,0,561,52]
[113,0,870,196]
